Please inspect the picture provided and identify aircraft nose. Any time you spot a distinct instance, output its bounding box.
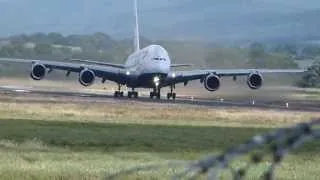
[150,61,169,74]
[158,63,170,73]
[149,60,169,73]
[145,45,171,74]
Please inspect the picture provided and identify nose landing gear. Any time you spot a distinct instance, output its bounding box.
[150,87,161,99]
[128,87,138,98]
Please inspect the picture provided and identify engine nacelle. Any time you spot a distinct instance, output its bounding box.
[30,63,47,80]
[247,73,263,89]
[204,74,221,92]
[79,69,95,87]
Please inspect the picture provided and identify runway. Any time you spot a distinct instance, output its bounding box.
[0,85,319,112]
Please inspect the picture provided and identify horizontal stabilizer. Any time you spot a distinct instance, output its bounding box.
[171,64,193,68]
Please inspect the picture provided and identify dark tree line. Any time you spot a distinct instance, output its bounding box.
[0,32,130,62]
[270,43,320,59]
[0,32,157,63]
[248,42,298,68]
[0,33,319,87]
[297,60,320,88]
[9,32,115,49]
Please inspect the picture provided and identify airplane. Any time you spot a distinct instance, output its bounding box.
[0,0,306,100]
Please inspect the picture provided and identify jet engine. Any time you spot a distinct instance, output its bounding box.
[79,69,95,86]
[204,74,220,92]
[30,63,47,80]
[247,73,263,89]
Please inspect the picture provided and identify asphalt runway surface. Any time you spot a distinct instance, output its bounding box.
[0,85,319,112]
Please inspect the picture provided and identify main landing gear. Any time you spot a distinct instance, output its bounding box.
[114,84,124,97]
[128,87,138,98]
[166,84,176,100]
[167,92,176,100]
[114,84,138,98]
[114,82,176,100]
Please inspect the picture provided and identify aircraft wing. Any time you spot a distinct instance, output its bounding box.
[70,59,125,69]
[164,68,306,86]
[0,58,127,84]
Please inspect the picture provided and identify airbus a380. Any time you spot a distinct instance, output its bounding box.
[0,0,305,100]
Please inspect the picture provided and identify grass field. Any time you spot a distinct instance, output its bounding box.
[0,97,319,180]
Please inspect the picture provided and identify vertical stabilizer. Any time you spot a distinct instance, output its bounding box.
[133,0,140,52]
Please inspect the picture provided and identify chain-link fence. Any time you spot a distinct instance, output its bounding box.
[106,119,319,180]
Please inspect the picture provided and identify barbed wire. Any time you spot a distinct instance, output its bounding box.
[105,119,320,180]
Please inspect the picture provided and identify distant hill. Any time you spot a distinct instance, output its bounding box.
[0,32,299,69]
[1,0,320,43]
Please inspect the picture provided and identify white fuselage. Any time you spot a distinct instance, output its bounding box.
[124,45,171,76]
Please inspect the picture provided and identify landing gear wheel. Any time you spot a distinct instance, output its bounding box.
[172,93,176,100]
[167,93,176,100]
[114,84,124,98]
[114,91,124,98]
[128,91,138,98]
[128,92,132,98]
[133,92,138,98]
[167,93,172,100]
[150,87,161,99]
[167,84,176,100]
[150,92,160,99]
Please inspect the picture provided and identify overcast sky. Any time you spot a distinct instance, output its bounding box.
[0,0,319,41]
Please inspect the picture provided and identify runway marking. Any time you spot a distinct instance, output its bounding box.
[80,94,91,97]
[13,89,31,93]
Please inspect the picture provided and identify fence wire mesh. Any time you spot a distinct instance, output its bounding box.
[105,119,320,180]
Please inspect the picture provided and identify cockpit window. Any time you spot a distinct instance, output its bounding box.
[153,57,166,61]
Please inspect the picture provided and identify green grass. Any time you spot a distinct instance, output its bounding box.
[0,101,318,179]
[0,119,271,152]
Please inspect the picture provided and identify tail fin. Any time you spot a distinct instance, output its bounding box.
[133,0,140,52]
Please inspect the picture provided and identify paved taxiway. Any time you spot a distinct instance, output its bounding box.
[0,85,319,112]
